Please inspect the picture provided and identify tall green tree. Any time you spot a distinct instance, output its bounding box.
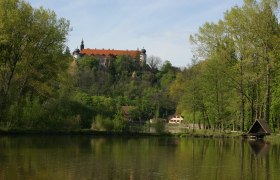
[187,0,280,131]
[0,0,70,126]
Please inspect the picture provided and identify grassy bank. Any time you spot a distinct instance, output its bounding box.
[0,128,173,137]
[0,127,245,138]
[2,127,279,141]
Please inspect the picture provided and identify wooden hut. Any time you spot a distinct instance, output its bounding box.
[247,119,272,139]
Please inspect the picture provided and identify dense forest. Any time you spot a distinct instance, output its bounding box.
[178,0,280,132]
[1,0,280,133]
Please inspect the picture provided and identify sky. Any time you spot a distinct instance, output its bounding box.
[27,0,244,67]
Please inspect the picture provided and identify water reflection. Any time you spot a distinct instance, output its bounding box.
[248,139,270,157]
[0,136,280,180]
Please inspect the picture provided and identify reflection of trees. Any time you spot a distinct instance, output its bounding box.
[240,139,244,180]
[1,137,280,179]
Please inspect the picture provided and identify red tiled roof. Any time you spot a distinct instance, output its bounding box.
[81,48,140,58]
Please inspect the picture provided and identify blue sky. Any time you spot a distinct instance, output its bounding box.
[27,0,244,67]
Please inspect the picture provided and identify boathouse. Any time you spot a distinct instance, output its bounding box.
[247,119,272,139]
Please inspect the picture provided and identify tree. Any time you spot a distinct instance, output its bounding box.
[0,0,70,126]
[147,55,162,71]
[224,0,280,127]
[188,0,280,131]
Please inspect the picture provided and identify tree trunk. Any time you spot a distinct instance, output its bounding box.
[215,78,221,131]
[192,105,196,132]
[240,59,245,132]
[249,84,256,125]
[205,110,211,129]
[265,55,271,124]
[255,69,261,120]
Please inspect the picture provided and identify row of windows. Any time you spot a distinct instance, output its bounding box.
[169,120,182,123]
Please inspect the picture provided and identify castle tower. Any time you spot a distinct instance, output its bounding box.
[80,39,84,51]
[72,48,80,59]
[140,48,146,66]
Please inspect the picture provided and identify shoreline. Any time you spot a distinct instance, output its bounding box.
[1,128,279,141]
[0,128,245,138]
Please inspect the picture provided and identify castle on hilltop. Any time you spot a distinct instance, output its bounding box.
[72,40,147,66]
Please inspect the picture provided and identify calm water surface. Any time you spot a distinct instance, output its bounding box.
[0,136,279,180]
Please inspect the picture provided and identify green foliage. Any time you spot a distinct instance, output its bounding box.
[0,0,180,132]
[0,0,70,127]
[21,98,44,128]
[38,99,88,129]
[154,119,166,133]
[70,48,178,131]
[113,109,128,132]
[79,56,99,70]
[92,114,114,131]
[180,0,280,132]
[3,0,280,135]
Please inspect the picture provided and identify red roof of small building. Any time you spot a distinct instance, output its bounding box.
[81,48,140,58]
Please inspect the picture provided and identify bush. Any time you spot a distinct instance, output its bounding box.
[155,119,166,133]
[92,114,114,131]
[113,110,128,132]
[21,98,43,128]
[66,115,81,129]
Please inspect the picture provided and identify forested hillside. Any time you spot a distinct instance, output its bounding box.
[68,55,177,130]
[0,0,177,130]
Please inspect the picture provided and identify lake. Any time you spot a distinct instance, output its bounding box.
[0,135,279,180]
